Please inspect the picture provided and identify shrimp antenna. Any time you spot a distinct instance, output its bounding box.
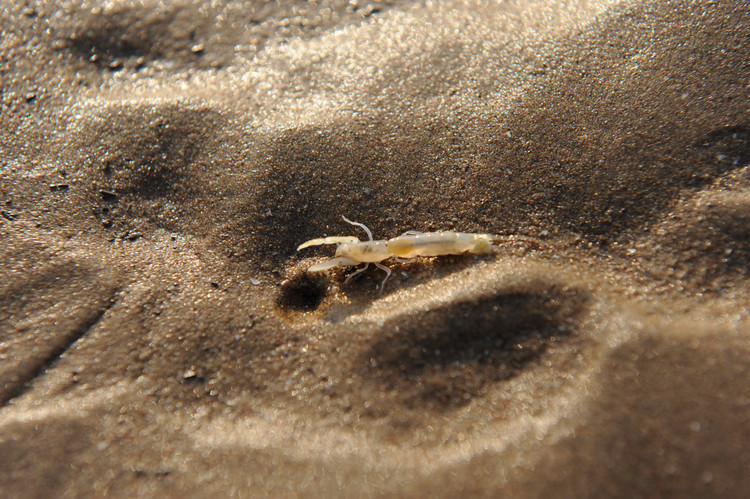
[341,216,373,241]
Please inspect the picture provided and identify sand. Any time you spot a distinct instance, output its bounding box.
[1,0,749,496]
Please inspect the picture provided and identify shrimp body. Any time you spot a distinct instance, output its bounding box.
[297,217,498,292]
[386,232,493,258]
[335,240,391,262]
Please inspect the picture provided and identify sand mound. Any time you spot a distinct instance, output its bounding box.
[1,0,749,496]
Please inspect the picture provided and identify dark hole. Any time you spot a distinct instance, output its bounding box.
[276,274,327,311]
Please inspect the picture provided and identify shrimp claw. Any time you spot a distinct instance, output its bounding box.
[307,256,360,272]
[297,236,359,251]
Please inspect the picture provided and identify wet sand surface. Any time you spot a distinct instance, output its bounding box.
[1,0,749,496]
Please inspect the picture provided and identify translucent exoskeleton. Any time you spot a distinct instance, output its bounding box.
[297,216,499,292]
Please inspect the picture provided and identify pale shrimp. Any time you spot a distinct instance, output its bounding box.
[297,216,499,292]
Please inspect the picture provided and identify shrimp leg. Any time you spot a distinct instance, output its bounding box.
[374,262,392,294]
[345,263,371,283]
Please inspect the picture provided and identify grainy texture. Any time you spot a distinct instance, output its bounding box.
[1,0,749,497]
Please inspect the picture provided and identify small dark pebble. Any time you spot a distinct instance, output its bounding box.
[134,469,171,477]
[100,189,118,202]
[361,5,382,17]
